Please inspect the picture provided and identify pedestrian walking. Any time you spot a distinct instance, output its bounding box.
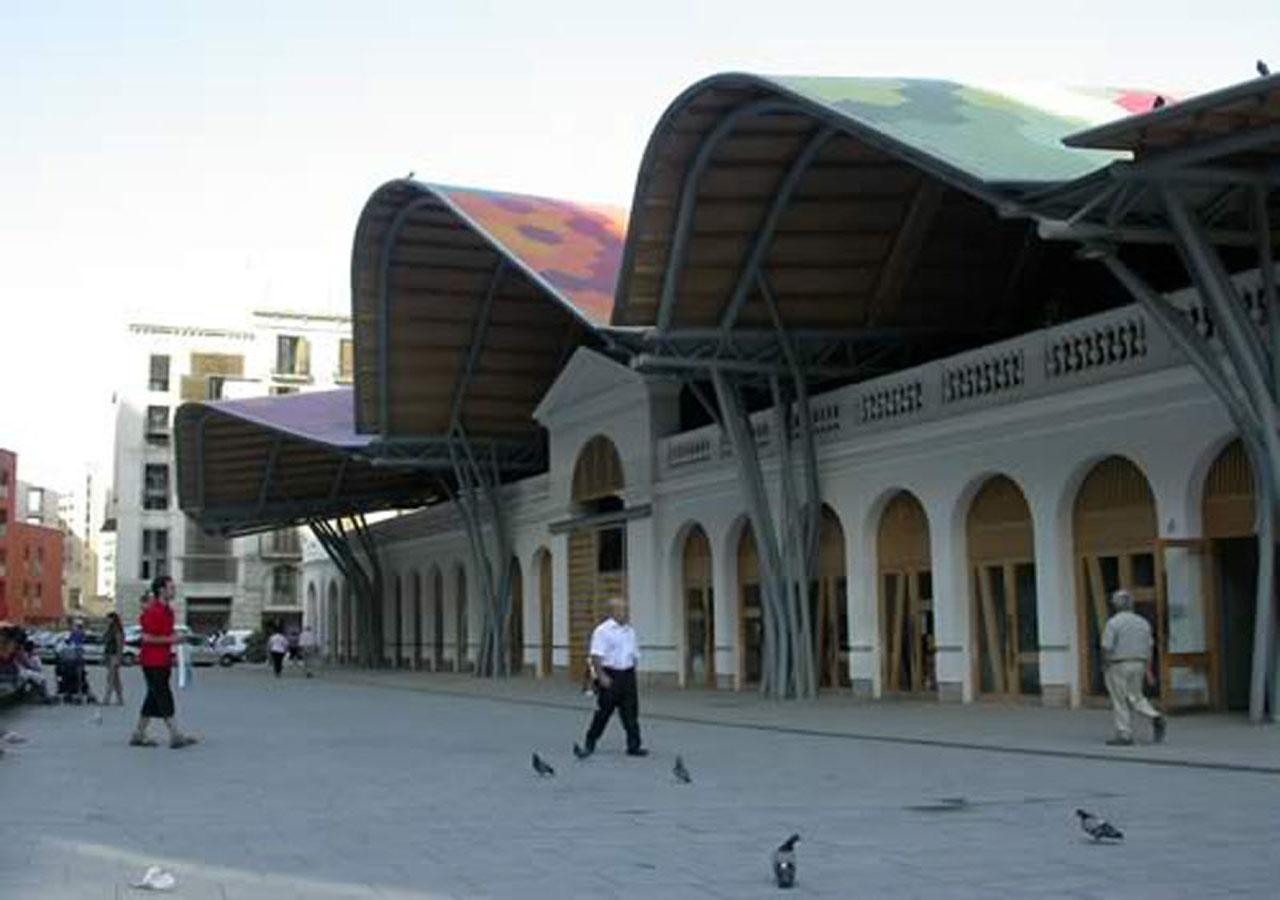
[298,625,318,678]
[130,576,197,749]
[1101,589,1167,746]
[268,628,288,678]
[577,597,648,757]
[102,612,125,706]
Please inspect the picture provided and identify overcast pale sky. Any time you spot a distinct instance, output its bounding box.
[1,0,1276,491]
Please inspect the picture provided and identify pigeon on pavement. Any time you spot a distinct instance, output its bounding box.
[673,755,691,784]
[1076,809,1124,842]
[532,752,555,777]
[772,833,800,888]
[1259,60,1271,77]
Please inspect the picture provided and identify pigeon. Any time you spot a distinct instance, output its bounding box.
[1076,809,1124,842]
[532,752,555,777]
[572,742,590,760]
[673,755,692,784]
[772,834,800,888]
[1152,95,1166,110]
[1259,60,1271,77]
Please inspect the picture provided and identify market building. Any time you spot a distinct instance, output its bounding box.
[175,73,1280,717]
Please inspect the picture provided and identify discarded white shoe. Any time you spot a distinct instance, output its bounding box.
[0,730,27,744]
[131,865,176,891]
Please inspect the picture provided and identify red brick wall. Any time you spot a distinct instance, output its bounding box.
[11,522,64,624]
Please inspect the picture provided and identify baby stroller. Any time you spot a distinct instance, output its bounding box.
[55,646,95,704]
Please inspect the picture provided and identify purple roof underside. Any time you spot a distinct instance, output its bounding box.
[205,389,371,449]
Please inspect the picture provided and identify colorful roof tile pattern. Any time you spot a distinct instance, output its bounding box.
[767,76,1147,185]
[433,185,627,326]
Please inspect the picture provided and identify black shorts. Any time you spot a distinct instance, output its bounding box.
[141,666,175,719]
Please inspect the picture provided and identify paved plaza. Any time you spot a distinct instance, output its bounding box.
[2,666,1278,899]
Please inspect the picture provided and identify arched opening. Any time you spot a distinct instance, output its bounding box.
[967,476,1040,698]
[878,491,934,694]
[569,435,626,681]
[737,524,763,688]
[454,566,468,673]
[306,582,318,634]
[812,505,850,689]
[1073,456,1159,702]
[326,582,339,660]
[681,526,715,688]
[1204,438,1257,711]
[411,571,423,670]
[508,557,525,675]
[343,583,355,662]
[433,568,446,671]
[538,549,553,677]
[393,574,404,668]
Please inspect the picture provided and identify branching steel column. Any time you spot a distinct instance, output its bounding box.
[445,432,514,678]
[711,368,789,697]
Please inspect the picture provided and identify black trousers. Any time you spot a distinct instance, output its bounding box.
[270,652,285,676]
[585,667,641,752]
[140,666,175,719]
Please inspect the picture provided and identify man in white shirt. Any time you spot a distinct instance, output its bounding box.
[1101,589,1166,746]
[578,597,647,757]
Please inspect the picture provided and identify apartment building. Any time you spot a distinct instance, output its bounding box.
[0,449,65,626]
[110,310,352,632]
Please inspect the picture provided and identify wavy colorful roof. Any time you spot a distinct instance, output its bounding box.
[765,76,1148,186]
[434,185,627,326]
[349,179,619,439]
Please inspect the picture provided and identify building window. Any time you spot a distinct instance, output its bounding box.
[598,526,625,573]
[275,335,310,377]
[338,338,354,382]
[271,566,298,606]
[206,376,226,400]
[143,464,169,511]
[149,355,171,392]
[145,405,170,443]
[270,385,298,396]
[141,528,169,580]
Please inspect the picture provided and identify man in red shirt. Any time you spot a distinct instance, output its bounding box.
[130,575,197,749]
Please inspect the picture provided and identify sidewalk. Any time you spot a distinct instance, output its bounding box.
[327,666,1280,774]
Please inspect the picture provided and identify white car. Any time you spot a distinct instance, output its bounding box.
[213,633,250,666]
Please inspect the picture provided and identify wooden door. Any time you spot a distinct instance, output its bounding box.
[568,526,627,680]
[1155,538,1216,710]
[683,527,715,688]
[508,559,524,675]
[539,552,553,676]
[738,526,763,687]
[878,493,933,694]
[433,569,445,671]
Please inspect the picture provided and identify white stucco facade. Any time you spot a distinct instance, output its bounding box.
[302,272,1267,711]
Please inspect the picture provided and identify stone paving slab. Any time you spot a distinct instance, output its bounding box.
[327,667,1280,773]
[1,665,1278,898]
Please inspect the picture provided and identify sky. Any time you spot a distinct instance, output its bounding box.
[1,0,1276,492]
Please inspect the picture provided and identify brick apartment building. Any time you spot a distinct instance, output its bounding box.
[0,448,65,626]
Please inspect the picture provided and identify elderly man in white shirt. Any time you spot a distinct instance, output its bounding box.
[1101,589,1166,746]
[578,597,648,758]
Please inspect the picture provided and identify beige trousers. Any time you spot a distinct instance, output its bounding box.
[1105,660,1160,738]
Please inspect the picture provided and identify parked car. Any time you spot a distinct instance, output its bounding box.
[123,625,191,666]
[213,633,249,667]
[184,634,221,667]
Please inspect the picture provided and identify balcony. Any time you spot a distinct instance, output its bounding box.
[181,555,238,584]
[259,530,302,560]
